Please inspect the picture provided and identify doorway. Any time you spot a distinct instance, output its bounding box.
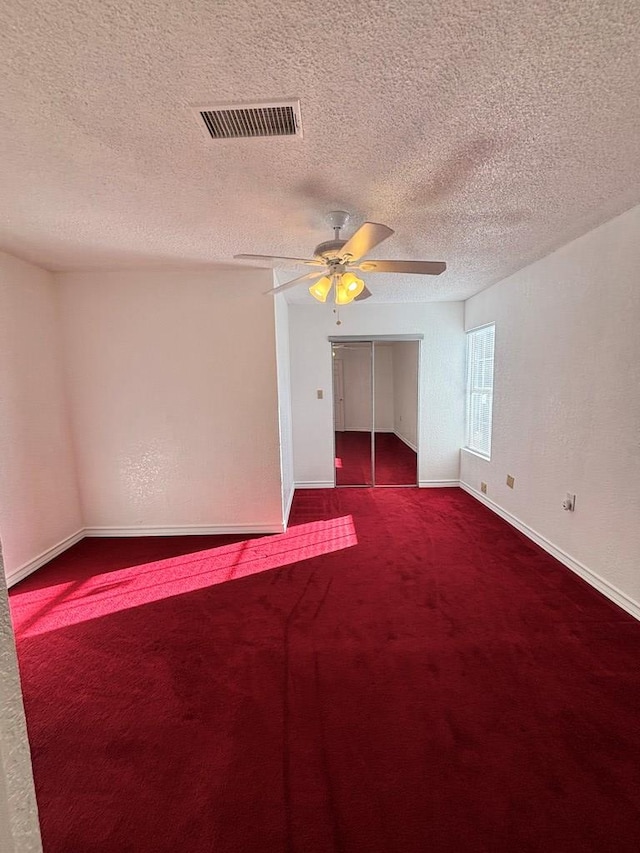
[331,337,420,487]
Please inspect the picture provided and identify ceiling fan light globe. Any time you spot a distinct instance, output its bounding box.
[309,275,332,302]
[335,272,363,305]
[340,272,365,300]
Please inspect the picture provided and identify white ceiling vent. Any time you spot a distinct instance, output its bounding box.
[193,100,302,140]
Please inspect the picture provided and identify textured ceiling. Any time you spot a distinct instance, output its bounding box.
[0,0,639,302]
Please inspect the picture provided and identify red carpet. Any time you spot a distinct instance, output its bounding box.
[335,431,416,485]
[9,488,640,852]
[374,432,417,485]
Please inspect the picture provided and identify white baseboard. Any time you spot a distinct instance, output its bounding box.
[14,488,636,626]
[460,482,640,622]
[394,430,417,452]
[83,523,283,537]
[294,481,335,489]
[5,521,286,587]
[7,529,85,588]
[283,484,295,529]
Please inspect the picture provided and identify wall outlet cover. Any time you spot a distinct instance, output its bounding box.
[506,475,515,488]
[480,482,488,494]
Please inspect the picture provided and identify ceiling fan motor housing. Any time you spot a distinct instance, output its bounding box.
[314,239,348,261]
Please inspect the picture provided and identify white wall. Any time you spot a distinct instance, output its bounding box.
[374,344,394,431]
[337,345,373,431]
[57,268,284,532]
[289,302,465,487]
[461,203,640,615]
[0,252,82,581]
[335,343,415,437]
[274,294,295,523]
[393,341,419,450]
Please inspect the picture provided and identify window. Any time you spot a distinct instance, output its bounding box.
[465,324,495,458]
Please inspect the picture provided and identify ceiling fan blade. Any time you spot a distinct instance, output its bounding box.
[265,270,326,296]
[356,260,446,275]
[339,222,394,262]
[354,285,372,302]
[235,254,322,267]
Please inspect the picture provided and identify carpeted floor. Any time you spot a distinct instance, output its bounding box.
[9,488,640,852]
[335,431,417,485]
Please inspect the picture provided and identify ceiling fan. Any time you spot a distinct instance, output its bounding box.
[234,211,446,304]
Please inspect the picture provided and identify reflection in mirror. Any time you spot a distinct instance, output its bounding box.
[332,342,373,485]
[373,341,418,486]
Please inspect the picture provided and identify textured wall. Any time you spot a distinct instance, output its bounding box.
[0,252,82,579]
[57,268,283,530]
[289,302,465,485]
[461,203,640,609]
[274,294,294,520]
[0,543,42,852]
[393,342,419,449]
[336,345,395,432]
[334,343,416,436]
[338,345,373,431]
[373,345,395,432]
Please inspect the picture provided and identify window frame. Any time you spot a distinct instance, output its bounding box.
[465,323,495,460]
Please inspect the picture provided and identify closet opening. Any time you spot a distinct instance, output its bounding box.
[330,335,421,487]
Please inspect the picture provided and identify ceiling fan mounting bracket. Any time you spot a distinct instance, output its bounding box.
[325,210,350,232]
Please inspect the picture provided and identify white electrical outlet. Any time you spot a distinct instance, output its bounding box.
[562,493,576,512]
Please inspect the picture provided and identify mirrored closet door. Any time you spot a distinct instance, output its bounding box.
[332,338,419,487]
[373,341,419,485]
[332,342,373,486]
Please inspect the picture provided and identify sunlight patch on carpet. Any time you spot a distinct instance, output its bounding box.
[10,516,358,637]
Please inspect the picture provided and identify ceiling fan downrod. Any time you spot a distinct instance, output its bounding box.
[326,210,350,242]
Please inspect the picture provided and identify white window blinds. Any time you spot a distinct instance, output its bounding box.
[466,324,495,457]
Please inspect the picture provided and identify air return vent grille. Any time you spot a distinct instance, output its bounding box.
[193,100,302,140]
